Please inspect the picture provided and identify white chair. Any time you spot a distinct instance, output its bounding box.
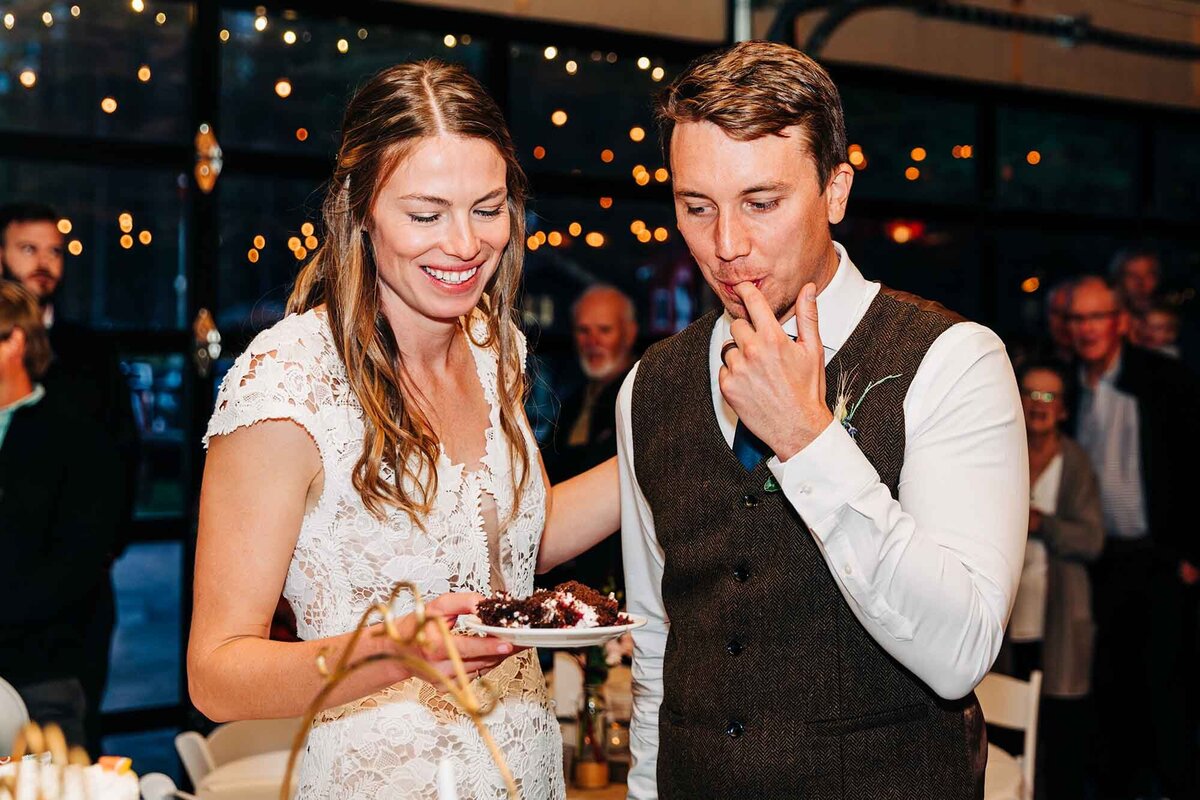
[0,676,30,754]
[139,772,198,800]
[976,670,1042,800]
[175,718,303,789]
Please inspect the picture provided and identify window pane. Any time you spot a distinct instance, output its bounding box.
[0,160,189,330]
[834,217,983,322]
[0,0,191,141]
[991,227,1124,340]
[217,175,324,334]
[508,43,681,179]
[123,354,188,519]
[1153,123,1200,222]
[219,8,489,155]
[523,195,714,341]
[841,87,977,203]
[103,541,182,713]
[996,107,1137,215]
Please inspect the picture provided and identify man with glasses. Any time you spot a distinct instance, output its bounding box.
[1067,275,1199,800]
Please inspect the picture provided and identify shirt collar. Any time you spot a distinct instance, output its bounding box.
[717,241,872,354]
[0,383,45,415]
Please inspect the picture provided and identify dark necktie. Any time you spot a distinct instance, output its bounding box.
[732,419,771,471]
[728,332,813,471]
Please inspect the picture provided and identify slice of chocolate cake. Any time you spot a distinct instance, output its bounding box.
[476,581,629,629]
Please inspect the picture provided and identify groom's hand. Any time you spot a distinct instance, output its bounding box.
[719,281,833,461]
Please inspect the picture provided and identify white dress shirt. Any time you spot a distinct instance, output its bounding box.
[616,243,1028,800]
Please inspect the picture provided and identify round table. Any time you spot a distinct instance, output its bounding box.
[196,750,298,800]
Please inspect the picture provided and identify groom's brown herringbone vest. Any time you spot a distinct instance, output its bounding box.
[631,288,987,799]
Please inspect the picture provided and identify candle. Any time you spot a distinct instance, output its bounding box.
[436,758,458,800]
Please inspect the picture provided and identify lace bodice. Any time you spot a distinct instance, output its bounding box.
[205,309,563,800]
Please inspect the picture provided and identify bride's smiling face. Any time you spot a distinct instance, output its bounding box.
[369,134,511,324]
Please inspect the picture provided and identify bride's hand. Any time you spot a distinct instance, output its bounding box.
[393,592,524,681]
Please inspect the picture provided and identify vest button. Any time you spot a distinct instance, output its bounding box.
[725,720,744,738]
[732,565,750,582]
[726,639,744,656]
[741,494,758,508]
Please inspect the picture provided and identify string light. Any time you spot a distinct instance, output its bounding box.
[637,229,652,243]
[629,126,645,142]
[4,13,14,29]
[42,11,53,26]
[654,168,669,183]
[443,34,457,47]
[544,46,558,60]
[254,15,267,31]
[219,29,230,41]
[637,57,650,70]
[904,166,920,181]
[253,235,266,249]
[599,197,613,209]
[294,246,308,259]
[632,165,647,178]
[535,231,547,245]
[910,147,926,162]
[301,222,315,237]
[568,222,582,237]
[654,227,669,242]
[461,34,471,44]
[101,97,119,113]
[337,38,349,53]
[1026,150,1041,165]
[635,172,650,186]
[891,224,912,244]
[18,70,36,89]
[547,231,563,247]
[68,240,83,256]
[565,60,578,75]
[155,11,166,24]
[651,66,665,81]
[600,149,614,163]
[357,27,367,39]
[952,145,962,159]
[139,230,153,245]
[551,110,567,126]
[287,236,301,250]
[248,248,260,263]
[118,213,134,233]
[57,219,72,235]
[295,127,308,141]
[120,234,134,249]
[71,6,81,17]
[606,52,617,63]
[305,235,318,249]
[533,146,546,159]
[630,220,646,235]
[275,79,292,98]
[1021,277,1041,293]
[137,65,152,83]
[283,30,296,44]
[527,235,540,251]
[585,232,605,247]
[130,0,144,12]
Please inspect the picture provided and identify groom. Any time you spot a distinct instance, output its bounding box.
[616,42,1028,798]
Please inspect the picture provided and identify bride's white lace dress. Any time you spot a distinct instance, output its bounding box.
[204,308,564,799]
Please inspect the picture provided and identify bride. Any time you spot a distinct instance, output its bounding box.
[188,61,616,799]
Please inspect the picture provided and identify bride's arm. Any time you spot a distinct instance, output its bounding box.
[536,455,620,574]
[188,420,515,722]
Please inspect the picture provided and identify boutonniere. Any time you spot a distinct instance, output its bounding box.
[833,368,902,439]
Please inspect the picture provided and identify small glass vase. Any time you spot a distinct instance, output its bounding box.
[574,682,610,788]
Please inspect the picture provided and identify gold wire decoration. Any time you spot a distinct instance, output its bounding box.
[281,581,519,800]
[2,722,94,800]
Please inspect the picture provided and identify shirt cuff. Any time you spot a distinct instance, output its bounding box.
[767,419,880,538]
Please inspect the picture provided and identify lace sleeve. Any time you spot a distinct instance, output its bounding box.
[202,315,332,454]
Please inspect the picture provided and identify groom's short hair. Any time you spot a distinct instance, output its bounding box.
[655,41,847,191]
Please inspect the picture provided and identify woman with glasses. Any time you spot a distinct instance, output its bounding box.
[1001,360,1104,800]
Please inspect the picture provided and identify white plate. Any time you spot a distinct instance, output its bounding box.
[459,614,646,648]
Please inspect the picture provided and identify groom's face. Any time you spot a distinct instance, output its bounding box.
[670,121,851,322]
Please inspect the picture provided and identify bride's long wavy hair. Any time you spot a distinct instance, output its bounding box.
[288,61,531,522]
